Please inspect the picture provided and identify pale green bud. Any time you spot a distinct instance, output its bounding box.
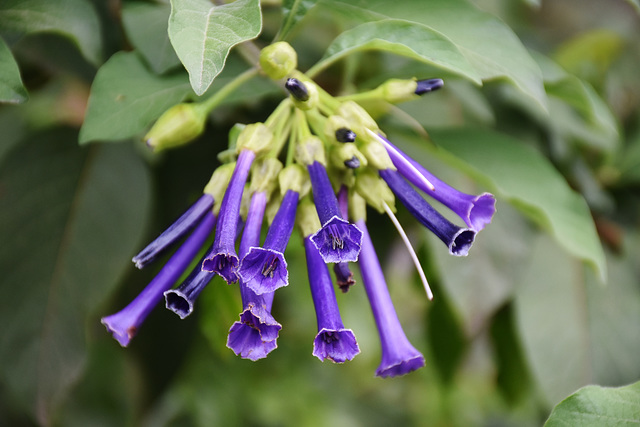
[324,115,355,143]
[336,101,378,137]
[329,143,368,170]
[236,123,273,155]
[295,136,326,166]
[250,157,283,196]
[144,103,207,151]
[355,168,396,214]
[382,79,419,104]
[290,79,319,110]
[296,198,322,237]
[358,136,395,170]
[260,42,298,80]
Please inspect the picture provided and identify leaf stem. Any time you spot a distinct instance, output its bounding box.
[197,67,260,114]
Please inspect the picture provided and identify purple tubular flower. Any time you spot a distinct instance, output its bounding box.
[380,169,476,256]
[305,237,360,363]
[239,189,299,295]
[102,211,216,346]
[356,219,425,377]
[381,136,495,231]
[164,251,215,319]
[228,191,282,361]
[132,194,214,269]
[307,161,362,263]
[202,150,256,282]
[333,263,355,293]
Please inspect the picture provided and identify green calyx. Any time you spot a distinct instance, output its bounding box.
[144,103,207,151]
[203,163,236,213]
[279,164,310,196]
[296,198,321,237]
[349,190,368,222]
[329,143,367,170]
[382,79,419,104]
[259,42,297,80]
[355,168,396,214]
[295,136,326,166]
[236,123,274,155]
[324,115,353,143]
[250,158,283,196]
[358,134,395,170]
[336,101,378,137]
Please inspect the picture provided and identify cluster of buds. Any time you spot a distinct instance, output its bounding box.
[102,42,496,377]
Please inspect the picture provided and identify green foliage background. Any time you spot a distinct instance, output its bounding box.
[1,0,640,426]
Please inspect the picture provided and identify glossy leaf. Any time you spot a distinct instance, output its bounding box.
[318,0,546,109]
[0,37,28,103]
[424,128,606,280]
[0,133,151,424]
[122,1,181,74]
[168,0,262,95]
[278,0,318,41]
[310,19,481,84]
[0,0,102,65]
[545,381,640,426]
[79,51,191,144]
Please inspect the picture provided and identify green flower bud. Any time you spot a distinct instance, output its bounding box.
[296,198,322,237]
[382,78,419,104]
[144,103,207,151]
[250,157,283,196]
[295,136,326,166]
[358,135,395,170]
[259,42,298,80]
[329,143,368,170]
[355,168,396,214]
[278,164,310,196]
[324,115,354,143]
[290,79,318,110]
[336,101,378,137]
[236,122,273,155]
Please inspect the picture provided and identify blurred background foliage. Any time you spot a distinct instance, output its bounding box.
[1,0,640,426]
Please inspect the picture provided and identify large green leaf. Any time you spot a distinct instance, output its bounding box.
[514,235,640,407]
[308,19,481,85]
[0,132,151,424]
[278,0,318,41]
[422,128,606,280]
[318,0,546,109]
[122,1,181,74]
[545,381,640,426]
[168,0,262,96]
[0,37,28,103]
[79,51,192,144]
[0,0,102,65]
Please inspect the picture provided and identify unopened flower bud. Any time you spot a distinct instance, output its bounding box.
[285,78,309,101]
[324,115,353,143]
[336,128,356,143]
[381,79,419,104]
[260,42,297,80]
[415,78,444,95]
[236,123,273,155]
[330,143,367,171]
[144,103,207,151]
[344,156,360,169]
[355,169,395,214]
[337,101,378,137]
[358,136,395,170]
[287,78,318,110]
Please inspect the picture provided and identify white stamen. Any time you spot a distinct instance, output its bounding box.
[383,202,434,300]
[366,129,435,191]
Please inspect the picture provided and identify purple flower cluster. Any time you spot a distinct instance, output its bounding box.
[102,71,495,378]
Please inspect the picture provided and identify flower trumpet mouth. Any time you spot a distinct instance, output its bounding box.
[310,216,363,263]
[238,248,289,295]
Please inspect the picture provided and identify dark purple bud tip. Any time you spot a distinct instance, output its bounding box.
[239,247,288,295]
[203,253,239,283]
[285,78,309,102]
[344,156,360,169]
[334,262,355,293]
[310,216,363,263]
[415,78,444,95]
[313,328,360,363]
[335,128,356,143]
[376,354,426,378]
[450,229,476,257]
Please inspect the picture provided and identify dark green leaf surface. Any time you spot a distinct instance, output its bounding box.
[79,51,191,144]
[309,19,481,85]
[0,0,102,65]
[319,0,546,109]
[0,37,28,103]
[426,128,606,280]
[122,1,181,74]
[545,381,640,426]
[168,0,262,95]
[0,133,151,423]
[279,0,318,41]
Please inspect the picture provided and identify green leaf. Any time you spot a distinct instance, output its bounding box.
[79,51,192,144]
[0,132,151,424]
[514,235,640,407]
[122,1,181,74]
[624,0,640,14]
[0,37,28,103]
[318,0,546,110]
[168,0,262,96]
[0,0,102,65]
[545,382,640,426]
[426,127,606,280]
[309,19,481,84]
[278,0,318,41]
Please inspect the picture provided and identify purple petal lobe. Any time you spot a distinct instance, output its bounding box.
[376,354,426,378]
[310,216,362,263]
[239,247,288,295]
[203,252,239,283]
[227,304,281,361]
[313,328,360,363]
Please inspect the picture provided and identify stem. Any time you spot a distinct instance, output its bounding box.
[337,87,384,103]
[197,67,260,114]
